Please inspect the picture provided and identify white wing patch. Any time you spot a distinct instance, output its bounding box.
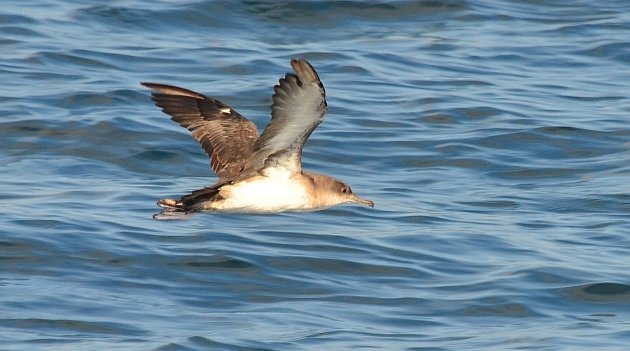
[220,108,231,114]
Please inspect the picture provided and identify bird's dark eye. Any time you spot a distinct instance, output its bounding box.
[341,188,347,193]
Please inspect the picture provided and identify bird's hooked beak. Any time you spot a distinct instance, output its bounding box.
[349,193,374,208]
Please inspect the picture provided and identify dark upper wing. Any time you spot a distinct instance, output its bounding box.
[241,59,327,176]
[142,83,259,180]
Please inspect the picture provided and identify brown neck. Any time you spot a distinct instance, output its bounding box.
[298,171,339,208]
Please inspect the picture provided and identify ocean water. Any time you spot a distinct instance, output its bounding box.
[2,0,630,350]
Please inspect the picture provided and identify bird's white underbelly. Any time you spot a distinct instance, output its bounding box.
[217,174,312,213]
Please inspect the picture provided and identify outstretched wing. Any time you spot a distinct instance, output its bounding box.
[241,59,327,176]
[142,83,259,180]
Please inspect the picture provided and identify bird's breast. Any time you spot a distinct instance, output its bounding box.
[215,172,314,213]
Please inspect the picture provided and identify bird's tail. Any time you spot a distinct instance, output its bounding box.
[152,185,222,220]
[153,198,194,220]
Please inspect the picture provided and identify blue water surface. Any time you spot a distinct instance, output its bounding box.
[2,1,630,350]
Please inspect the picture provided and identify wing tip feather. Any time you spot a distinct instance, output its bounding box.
[290,59,321,85]
[141,82,206,99]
